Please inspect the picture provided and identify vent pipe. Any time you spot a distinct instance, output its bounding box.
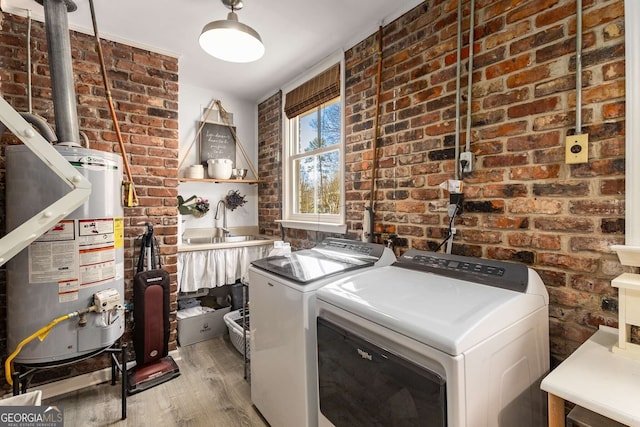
[37,0,80,144]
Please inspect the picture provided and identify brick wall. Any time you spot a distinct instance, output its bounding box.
[257,91,282,238]
[0,12,179,387]
[258,0,626,364]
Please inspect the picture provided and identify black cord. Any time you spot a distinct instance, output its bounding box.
[434,198,463,252]
[460,159,468,179]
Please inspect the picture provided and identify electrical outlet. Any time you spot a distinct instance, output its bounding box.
[565,134,589,164]
[460,151,474,173]
[601,297,618,313]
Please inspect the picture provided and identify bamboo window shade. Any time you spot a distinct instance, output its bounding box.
[284,63,340,118]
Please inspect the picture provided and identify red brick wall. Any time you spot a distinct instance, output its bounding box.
[259,0,626,364]
[0,12,179,387]
[257,91,282,238]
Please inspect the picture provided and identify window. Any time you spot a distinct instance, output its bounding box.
[291,98,341,215]
[281,58,345,232]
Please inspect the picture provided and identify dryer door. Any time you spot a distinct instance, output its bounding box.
[317,317,447,427]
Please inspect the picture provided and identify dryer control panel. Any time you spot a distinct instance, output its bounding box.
[395,250,529,292]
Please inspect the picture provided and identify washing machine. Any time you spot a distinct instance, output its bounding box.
[316,249,550,427]
[249,238,396,427]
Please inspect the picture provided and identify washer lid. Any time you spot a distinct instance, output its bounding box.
[250,238,392,284]
[316,264,548,356]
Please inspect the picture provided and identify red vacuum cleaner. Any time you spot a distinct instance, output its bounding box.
[128,223,180,394]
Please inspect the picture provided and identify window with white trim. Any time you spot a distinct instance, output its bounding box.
[282,60,345,232]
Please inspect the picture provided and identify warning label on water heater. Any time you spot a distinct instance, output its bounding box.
[29,220,78,284]
[78,218,116,287]
[28,218,117,292]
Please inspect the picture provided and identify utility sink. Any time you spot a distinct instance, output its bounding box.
[182,235,266,245]
[179,227,272,251]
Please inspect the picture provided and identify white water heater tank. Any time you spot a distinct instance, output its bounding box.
[6,144,125,365]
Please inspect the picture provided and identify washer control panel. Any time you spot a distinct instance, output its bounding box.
[396,250,529,292]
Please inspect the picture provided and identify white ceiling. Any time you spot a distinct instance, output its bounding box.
[2,0,423,102]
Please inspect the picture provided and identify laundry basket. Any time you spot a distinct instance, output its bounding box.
[223,308,249,359]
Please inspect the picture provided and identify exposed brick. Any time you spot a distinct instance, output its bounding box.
[487,246,536,264]
[571,158,625,178]
[579,80,625,105]
[483,215,529,229]
[506,0,560,24]
[601,218,624,234]
[535,217,594,232]
[507,96,560,119]
[537,269,567,288]
[508,232,561,250]
[602,60,625,81]
[535,75,577,97]
[600,178,624,195]
[462,229,502,244]
[257,0,626,366]
[536,37,578,64]
[507,131,561,151]
[569,199,624,216]
[602,101,625,120]
[463,200,505,213]
[570,236,624,253]
[508,199,563,214]
[539,253,599,273]
[533,182,590,197]
[510,25,565,57]
[482,184,528,198]
[483,88,529,109]
[483,153,529,168]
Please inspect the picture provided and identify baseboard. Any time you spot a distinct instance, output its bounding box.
[4,349,181,401]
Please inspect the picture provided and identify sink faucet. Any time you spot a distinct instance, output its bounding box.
[215,200,230,235]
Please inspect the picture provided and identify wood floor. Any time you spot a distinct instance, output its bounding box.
[42,336,269,427]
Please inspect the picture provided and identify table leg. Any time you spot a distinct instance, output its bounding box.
[548,393,565,427]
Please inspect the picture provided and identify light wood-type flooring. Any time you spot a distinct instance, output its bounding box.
[42,336,269,427]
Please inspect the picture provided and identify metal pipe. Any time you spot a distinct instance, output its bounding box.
[366,25,384,243]
[575,0,583,134]
[19,112,57,142]
[465,0,475,152]
[454,0,462,181]
[39,0,80,144]
[26,9,33,114]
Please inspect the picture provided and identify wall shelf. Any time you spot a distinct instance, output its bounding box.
[179,178,263,184]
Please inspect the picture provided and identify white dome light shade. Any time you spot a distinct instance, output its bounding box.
[199,12,264,63]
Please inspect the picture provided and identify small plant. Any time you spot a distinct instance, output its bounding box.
[225,189,247,211]
[178,195,210,217]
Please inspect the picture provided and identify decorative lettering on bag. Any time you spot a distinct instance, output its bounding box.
[357,348,372,361]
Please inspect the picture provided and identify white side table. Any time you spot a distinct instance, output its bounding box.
[540,326,640,426]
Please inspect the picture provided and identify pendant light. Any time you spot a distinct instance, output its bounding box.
[199,0,264,63]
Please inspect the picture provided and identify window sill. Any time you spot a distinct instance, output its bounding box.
[276,220,346,234]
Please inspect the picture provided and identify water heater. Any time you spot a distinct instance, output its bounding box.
[6,144,125,365]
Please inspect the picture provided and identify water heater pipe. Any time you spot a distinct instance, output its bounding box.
[26,9,33,114]
[39,0,80,144]
[89,0,138,206]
